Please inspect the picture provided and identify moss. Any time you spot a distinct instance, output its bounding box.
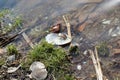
[22,40,74,79]
[0,9,9,18]
[0,58,5,66]
[69,45,79,57]
[56,74,74,80]
[13,17,22,28]
[7,44,18,56]
[0,9,22,34]
[96,42,109,57]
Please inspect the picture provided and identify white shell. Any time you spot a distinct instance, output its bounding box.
[45,33,72,45]
[30,61,45,71]
[30,68,48,80]
[29,61,47,80]
[7,65,21,73]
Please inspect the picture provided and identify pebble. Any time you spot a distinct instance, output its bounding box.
[77,64,82,70]
[6,54,15,63]
[10,78,17,80]
[102,20,111,25]
[83,50,88,55]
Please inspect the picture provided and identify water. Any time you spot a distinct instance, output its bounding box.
[0,0,18,9]
[0,0,120,20]
[0,0,120,49]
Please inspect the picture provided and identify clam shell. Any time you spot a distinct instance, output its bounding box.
[30,68,47,80]
[30,61,45,71]
[29,61,47,80]
[45,33,72,45]
[7,65,21,73]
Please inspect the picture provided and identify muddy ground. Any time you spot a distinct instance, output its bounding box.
[0,0,120,80]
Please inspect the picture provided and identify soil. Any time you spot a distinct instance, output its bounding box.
[0,0,120,80]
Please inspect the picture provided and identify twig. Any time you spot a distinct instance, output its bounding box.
[22,32,34,48]
[88,48,104,80]
[95,47,103,80]
[88,50,99,80]
[62,15,72,39]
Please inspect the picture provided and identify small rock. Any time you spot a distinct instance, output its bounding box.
[111,26,120,37]
[8,23,12,27]
[83,50,88,55]
[83,62,87,64]
[102,20,111,24]
[77,64,82,70]
[6,54,15,63]
[10,78,17,80]
[45,17,48,20]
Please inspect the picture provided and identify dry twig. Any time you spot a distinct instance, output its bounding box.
[62,15,72,39]
[22,32,34,48]
[88,48,104,80]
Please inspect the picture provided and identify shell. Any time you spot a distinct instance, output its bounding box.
[45,33,72,45]
[30,68,47,80]
[7,65,21,73]
[29,61,48,80]
[30,61,45,71]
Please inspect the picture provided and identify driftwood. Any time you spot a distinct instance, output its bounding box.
[63,15,72,39]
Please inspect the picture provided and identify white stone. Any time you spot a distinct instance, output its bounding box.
[6,55,15,63]
[77,64,82,70]
[102,20,111,24]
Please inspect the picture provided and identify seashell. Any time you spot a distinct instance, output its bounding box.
[30,61,45,71]
[30,68,47,80]
[7,65,21,73]
[58,33,67,40]
[45,33,72,45]
[29,61,47,80]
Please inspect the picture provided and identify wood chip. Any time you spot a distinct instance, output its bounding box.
[113,48,120,55]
